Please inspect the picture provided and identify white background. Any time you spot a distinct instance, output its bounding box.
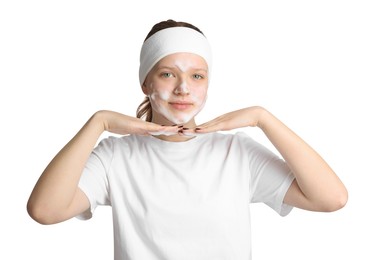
[1,0,370,259]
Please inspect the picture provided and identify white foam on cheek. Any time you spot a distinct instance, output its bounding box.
[148,84,182,124]
[149,83,170,101]
[159,90,170,101]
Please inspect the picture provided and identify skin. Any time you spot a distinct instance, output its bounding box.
[143,53,208,128]
[27,52,348,225]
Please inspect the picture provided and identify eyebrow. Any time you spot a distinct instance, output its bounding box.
[156,65,208,72]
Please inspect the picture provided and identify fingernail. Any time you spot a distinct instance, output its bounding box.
[195,128,202,130]
[172,124,177,126]
[178,125,183,128]
[182,128,189,130]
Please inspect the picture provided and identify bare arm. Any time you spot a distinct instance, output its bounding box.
[190,106,348,212]
[27,111,179,224]
[257,108,348,211]
[27,113,104,224]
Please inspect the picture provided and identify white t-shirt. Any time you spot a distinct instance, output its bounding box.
[78,132,295,260]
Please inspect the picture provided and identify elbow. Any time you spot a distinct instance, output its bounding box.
[334,189,349,211]
[27,200,60,225]
[27,203,50,225]
[320,187,348,212]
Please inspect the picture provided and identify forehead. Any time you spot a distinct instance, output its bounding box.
[155,52,208,69]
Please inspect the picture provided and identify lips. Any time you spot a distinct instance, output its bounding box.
[169,101,193,110]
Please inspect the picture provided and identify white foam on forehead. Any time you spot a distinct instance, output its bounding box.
[139,27,212,86]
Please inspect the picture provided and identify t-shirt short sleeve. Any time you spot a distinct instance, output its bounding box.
[241,133,295,216]
[76,138,113,220]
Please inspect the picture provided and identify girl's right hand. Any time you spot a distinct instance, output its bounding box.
[97,110,180,136]
[28,109,181,225]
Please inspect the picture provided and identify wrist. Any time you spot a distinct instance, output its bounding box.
[91,110,108,134]
[255,106,271,130]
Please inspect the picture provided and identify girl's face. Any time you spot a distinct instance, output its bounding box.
[142,52,209,126]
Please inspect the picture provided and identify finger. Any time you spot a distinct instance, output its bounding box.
[194,125,222,133]
[147,124,181,136]
[195,118,228,133]
[196,114,228,127]
[180,127,208,137]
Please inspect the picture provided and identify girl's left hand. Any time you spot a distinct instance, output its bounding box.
[182,106,266,135]
[182,105,348,212]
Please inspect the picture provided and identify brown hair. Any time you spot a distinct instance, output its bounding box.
[136,19,204,122]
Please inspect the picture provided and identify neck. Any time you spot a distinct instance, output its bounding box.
[154,134,196,142]
[151,117,197,142]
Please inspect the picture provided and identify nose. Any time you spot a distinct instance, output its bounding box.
[174,79,190,95]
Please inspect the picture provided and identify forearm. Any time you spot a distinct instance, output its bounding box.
[27,112,105,220]
[257,108,347,211]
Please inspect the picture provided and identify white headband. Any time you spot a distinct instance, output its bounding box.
[139,27,212,86]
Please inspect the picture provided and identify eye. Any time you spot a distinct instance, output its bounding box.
[161,72,174,78]
[192,74,204,80]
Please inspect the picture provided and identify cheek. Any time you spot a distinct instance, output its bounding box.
[158,90,171,101]
[191,86,208,105]
[148,82,171,102]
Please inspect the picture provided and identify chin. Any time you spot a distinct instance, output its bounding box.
[170,110,203,125]
[165,115,192,125]
[175,117,197,126]
[169,119,188,125]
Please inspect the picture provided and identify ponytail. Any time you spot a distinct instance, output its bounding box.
[136,96,152,122]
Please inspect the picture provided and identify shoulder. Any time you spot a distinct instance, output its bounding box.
[93,135,133,154]
[95,134,158,153]
[97,134,141,146]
